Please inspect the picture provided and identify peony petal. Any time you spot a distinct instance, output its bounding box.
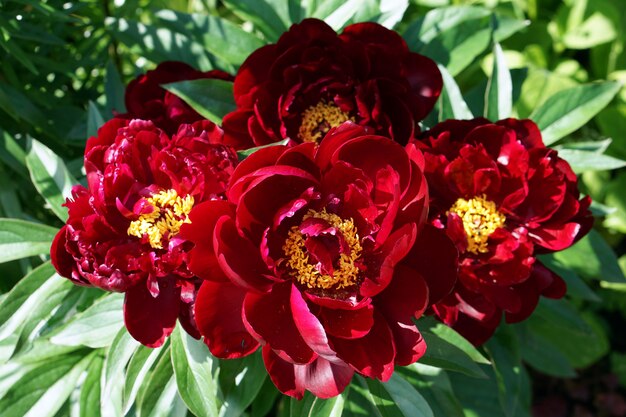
[124,279,180,348]
[375,264,429,321]
[243,281,316,364]
[330,311,395,381]
[195,280,259,358]
[318,304,375,339]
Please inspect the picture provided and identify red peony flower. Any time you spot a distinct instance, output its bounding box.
[51,118,238,347]
[123,61,233,135]
[222,18,442,149]
[414,118,593,345]
[181,123,457,398]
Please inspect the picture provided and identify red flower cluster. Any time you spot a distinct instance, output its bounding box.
[51,118,237,347]
[223,19,442,149]
[414,118,593,345]
[50,17,593,400]
[123,61,233,135]
[181,123,457,398]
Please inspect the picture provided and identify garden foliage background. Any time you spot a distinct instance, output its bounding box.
[0,0,625,416]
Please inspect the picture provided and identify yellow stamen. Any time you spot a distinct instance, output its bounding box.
[282,209,362,289]
[298,101,354,143]
[127,189,194,249]
[448,195,506,254]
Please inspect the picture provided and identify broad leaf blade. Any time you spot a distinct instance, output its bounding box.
[484,42,512,120]
[163,79,236,125]
[530,81,621,145]
[171,327,219,417]
[438,64,473,121]
[25,139,77,222]
[0,218,58,264]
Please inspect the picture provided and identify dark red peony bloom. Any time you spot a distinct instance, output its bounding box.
[51,118,238,347]
[222,18,442,150]
[123,61,233,135]
[414,118,593,346]
[181,123,457,398]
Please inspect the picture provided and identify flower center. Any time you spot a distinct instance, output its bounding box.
[298,101,354,143]
[282,209,362,289]
[127,189,194,249]
[448,195,506,254]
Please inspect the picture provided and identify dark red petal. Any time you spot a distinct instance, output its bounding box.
[318,304,375,339]
[214,216,273,292]
[403,224,458,306]
[262,346,353,399]
[375,264,429,321]
[180,200,232,281]
[330,311,395,381]
[50,226,75,280]
[124,280,180,348]
[386,321,427,366]
[243,282,316,364]
[195,280,259,358]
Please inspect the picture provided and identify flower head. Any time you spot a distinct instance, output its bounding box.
[181,123,457,398]
[415,118,593,345]
[51,118,238,347]
[222,19,442,149]
[123,61,233,135]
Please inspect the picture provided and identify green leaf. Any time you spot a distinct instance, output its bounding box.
[221,0,288,42]
[0,129,28,180]
[553,229,626,283]
[530,81,622,145]
[218,352,267,417]
[137,345,180,417]
[86,101,105,139]
[237,139,290,161]
[171,327,218,417]
[539,254,600,302]
[123,344,165,414]
[155,11,265,69]
[485,327,531,417]
[418,316,490,365]
[437,64,474,121]
[101,328,140,417]
[79,354,104,417]
[419,330,487,378]
[250,376,280,417]
[0,352,94,417]
[484,42,512,121]
[163,79,236,125]
[0,262,70,344]
[449,365,513,417]
[25,138,77,222]
[398,364,465,417]
[49,293,123,348]
[290,391,346,417]
[105,61,126,116]
[0,218,58,264]
[357,374,434,417]
[554,148,626,173]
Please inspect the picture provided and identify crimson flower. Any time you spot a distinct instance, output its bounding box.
[51,118,238,347]
[415,118,593,345]
[181,123,457,398]
[222,18,442,149]
[123,61,233,135]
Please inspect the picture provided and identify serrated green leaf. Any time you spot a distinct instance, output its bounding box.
[79,354,104,417]
[0,352,94,417]
[171,327,218,417]
[49,293,123,348]
[530,81,621,145]
[438,64,473,121]
[484,42,512,121]
[25,138,77,222]
[163,79,236,125]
